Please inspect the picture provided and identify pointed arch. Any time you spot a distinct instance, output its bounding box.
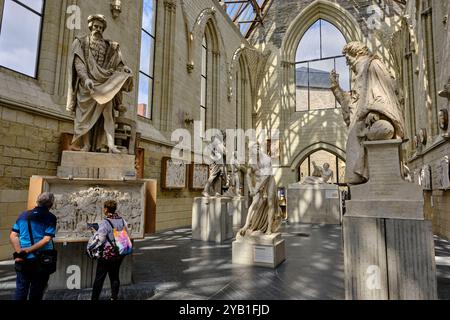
[186,7,227,73]
[290,142,346,171]
[281,0,363,63]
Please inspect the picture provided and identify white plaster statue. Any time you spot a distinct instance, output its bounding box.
[66,14,134,154]
[239,143,282,237]
[224,151,242,197]
[301,161,334,185]
[330,42,405,184]
[439,156,450,190]
[202,132,227,197]
[420,165,432,190]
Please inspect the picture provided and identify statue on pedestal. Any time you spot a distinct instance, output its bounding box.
[239,143,282,237]
[301,161,334,185]
[202,132,227,197]
[330,42,405,184]
[224,151,242,197]
[66,14,134,154]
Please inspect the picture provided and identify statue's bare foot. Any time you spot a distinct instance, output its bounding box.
[109,146,121,154]
[202,191,210,197]
[265,230,272,236]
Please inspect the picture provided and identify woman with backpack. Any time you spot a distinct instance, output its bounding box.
[91,200,132,301]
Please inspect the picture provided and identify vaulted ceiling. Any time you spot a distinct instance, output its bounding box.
[221,0,272,38]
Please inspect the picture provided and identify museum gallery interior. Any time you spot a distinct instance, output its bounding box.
[0,0,449,301]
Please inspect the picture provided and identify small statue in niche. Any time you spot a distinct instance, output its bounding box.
[420,165,432,190]
[419,128,428,146]
[439,109,449,131]
[301,161,334,185]
[330,42,405,185]
[439,156,450,190]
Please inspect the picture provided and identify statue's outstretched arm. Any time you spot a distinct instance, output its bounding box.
[330,70,352,126]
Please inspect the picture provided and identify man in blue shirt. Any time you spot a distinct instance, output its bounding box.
[10,192,57,300]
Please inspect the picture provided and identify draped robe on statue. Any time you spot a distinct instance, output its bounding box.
[345,55,405,184]
[66,36,133,151]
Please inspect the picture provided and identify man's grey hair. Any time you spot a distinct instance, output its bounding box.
[342,41,370,57]
[37,192,55,208]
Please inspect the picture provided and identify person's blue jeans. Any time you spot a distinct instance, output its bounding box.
[15,270,50,300]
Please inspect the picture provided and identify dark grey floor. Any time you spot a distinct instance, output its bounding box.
[0,222,450,300]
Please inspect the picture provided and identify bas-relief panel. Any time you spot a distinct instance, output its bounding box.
[40,179,146,242]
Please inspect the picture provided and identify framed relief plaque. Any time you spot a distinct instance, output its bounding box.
[161,157,187,189]
[189,163,210,190]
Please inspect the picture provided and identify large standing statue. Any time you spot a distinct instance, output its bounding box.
[66,14,134,154]
[239,143,282,237]
[202,132,227,197]
[330,42,405,184]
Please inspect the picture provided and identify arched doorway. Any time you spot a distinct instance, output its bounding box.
[297,149,346,184]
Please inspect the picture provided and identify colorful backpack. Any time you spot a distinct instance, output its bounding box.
[105,218,133,257]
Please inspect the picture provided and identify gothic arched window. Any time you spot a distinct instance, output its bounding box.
[295,19,350,112]
[138,0,156,119]
[200,36,207,137]
[0,0,45,77]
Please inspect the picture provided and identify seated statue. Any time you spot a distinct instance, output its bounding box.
[301,161,334,185]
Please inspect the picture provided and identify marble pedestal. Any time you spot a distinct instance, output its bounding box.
[227,196,249,232]
[343,140,437,300]
[27,151,156,290]
[287,183,341,225]
[232,233,286,269]
[192,197,233,243]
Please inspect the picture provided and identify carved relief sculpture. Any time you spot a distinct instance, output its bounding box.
[66,14,134,154]
[238,143,282,237]
[52,187,143,241]
[161,157,187,189]
[330,42,405,184]
[189,164,210,190]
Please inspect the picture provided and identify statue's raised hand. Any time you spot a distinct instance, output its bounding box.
[330,70,340,88]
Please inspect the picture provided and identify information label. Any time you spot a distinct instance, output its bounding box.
[254,246,273,263]
[325,190,339,199]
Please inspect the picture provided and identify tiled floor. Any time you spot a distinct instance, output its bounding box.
[1,222,450,300]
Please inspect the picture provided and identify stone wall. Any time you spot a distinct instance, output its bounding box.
[399,1,450,240]
[0,0,249,260]
[247,0,403,187]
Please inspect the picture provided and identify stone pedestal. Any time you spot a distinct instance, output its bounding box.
[232,233,286,269]
[57,151,136,179]
[27,151,156,290]
[287,183,341,225]
[227,196,249,231]
[343,140,437,300]
[192,197,233,243]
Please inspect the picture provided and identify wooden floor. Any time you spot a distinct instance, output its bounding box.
[1,222,450,300]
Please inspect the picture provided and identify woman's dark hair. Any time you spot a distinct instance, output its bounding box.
[104,200,117,214]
